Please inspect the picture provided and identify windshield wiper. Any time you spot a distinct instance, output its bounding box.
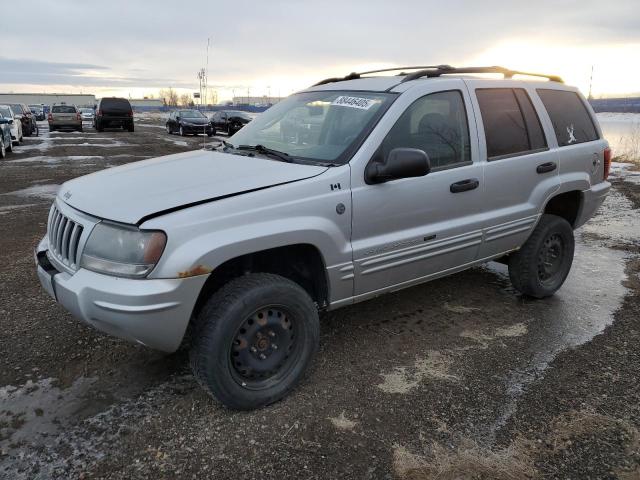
[237,144,294,163]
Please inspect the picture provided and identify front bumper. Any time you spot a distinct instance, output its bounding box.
[575,181,611,229]
[35,236,208,352]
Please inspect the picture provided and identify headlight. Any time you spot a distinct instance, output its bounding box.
[80,222,166,278]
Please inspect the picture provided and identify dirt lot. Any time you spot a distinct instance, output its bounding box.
[1,117,640,479]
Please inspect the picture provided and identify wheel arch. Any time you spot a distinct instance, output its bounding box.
[542,189,583,228]
[190,243,330,321]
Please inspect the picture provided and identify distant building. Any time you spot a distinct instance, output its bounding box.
[232,96,284,106]
[129,98,164,108]
[0,93,96,108]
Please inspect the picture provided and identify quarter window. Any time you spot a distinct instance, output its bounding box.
[476,88,546,159]
[537,89,598,146]
[380,90,471,169]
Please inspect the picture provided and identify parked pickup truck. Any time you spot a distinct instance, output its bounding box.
[35,65,611,410]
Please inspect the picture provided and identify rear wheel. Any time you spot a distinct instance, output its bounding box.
[5,137,12,153]
[96,121,104,132]
[508,214,574,298]
[190,273,320,410]
[0,138,6,159]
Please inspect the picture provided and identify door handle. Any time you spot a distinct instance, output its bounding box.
[536,162,557,174]
[450,178,479,193]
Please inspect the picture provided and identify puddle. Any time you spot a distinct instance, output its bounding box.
[0,374,193,480]
[1,184,59,200]
[582,189,640,245]
[485,241,628,437]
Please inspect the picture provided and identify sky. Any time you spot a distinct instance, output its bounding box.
[2,0,639,101]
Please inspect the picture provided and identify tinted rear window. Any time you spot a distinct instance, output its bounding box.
[52,106,76,113]
[100,98,132,111]
[537,89,598,146]
[9,104,23,114]
[476,88,546,159]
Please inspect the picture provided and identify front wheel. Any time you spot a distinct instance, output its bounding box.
[508,214,574,298]
[179,126,186,136]
[166,124,171,134]
[190,273,320,410]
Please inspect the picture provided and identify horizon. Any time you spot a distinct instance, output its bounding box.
[2,0,639,101]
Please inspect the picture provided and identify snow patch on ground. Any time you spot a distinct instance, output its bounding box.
[2,184,59,199]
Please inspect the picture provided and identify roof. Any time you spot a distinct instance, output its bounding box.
[305,65,564,93]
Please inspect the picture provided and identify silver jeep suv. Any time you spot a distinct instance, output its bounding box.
[35,65,611,410]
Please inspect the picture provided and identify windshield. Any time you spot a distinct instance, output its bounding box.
[227,91,395,164]
[80,108,93,113]
[8,104,23,114]
[0,107,11,118]
[226,110,252,120]
[52,105,76,113]
[29,105,42,110]
[179,110,206,119]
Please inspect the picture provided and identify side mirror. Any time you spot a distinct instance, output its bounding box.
[366,148,431,184]
[176,116,180,121]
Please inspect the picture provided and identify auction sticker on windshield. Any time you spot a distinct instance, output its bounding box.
[331,96,377,109]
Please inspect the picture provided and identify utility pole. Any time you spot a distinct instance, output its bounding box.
[588,65,594,100]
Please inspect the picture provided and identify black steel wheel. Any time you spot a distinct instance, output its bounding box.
[509,214,574,298]
[229,306,299,387]
[190,273,319,410]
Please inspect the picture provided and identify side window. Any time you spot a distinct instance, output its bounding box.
[537,89,598,147]
[476,88,546,160]
[381,90,471,170]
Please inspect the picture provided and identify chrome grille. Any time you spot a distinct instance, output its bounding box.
[48,204,84,270]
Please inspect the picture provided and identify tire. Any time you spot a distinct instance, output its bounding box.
[49,126,55,132]
[207,131,213,137]
[128,122,134,132]
[6,138,12,153]
[77,126,83,133]
[190,273,320,410]
[179,126,186,136]
[96,121,104,132]
[0,138,5,159]
[166,124,171,134]
[508,214,574,298]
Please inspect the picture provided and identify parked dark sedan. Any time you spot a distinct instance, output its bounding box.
[28,105,46,121]
[166,110,214,136]
[210,110,252,136]
[7,103,38,136]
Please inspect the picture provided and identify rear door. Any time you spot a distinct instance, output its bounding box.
[351,81,484,297]
[536,88,606,187]
[465,82,559,258]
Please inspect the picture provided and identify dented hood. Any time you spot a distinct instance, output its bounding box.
[60,149,327,224]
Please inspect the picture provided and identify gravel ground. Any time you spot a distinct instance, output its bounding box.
[1,118,639,479]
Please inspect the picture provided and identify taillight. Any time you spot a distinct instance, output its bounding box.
[77,112,82,121]
[603,147,612,179]
[128,111,133,117]
[97,110,102,116]
[48,113,53,121]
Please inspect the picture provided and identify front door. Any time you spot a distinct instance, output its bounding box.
[351,86,484,297]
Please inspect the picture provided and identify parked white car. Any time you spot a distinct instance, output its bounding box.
[79,107,95,121]
[0,105,23,145]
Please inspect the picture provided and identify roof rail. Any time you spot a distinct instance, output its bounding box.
[400,65,563,83]
[313,65,453,86]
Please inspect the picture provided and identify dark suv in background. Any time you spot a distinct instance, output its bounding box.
[94,97,134,132]
[210,110,253,135]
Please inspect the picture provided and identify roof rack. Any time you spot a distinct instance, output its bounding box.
[313,65,563,86]
[401,65,563,83]
[313,65,453,86]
